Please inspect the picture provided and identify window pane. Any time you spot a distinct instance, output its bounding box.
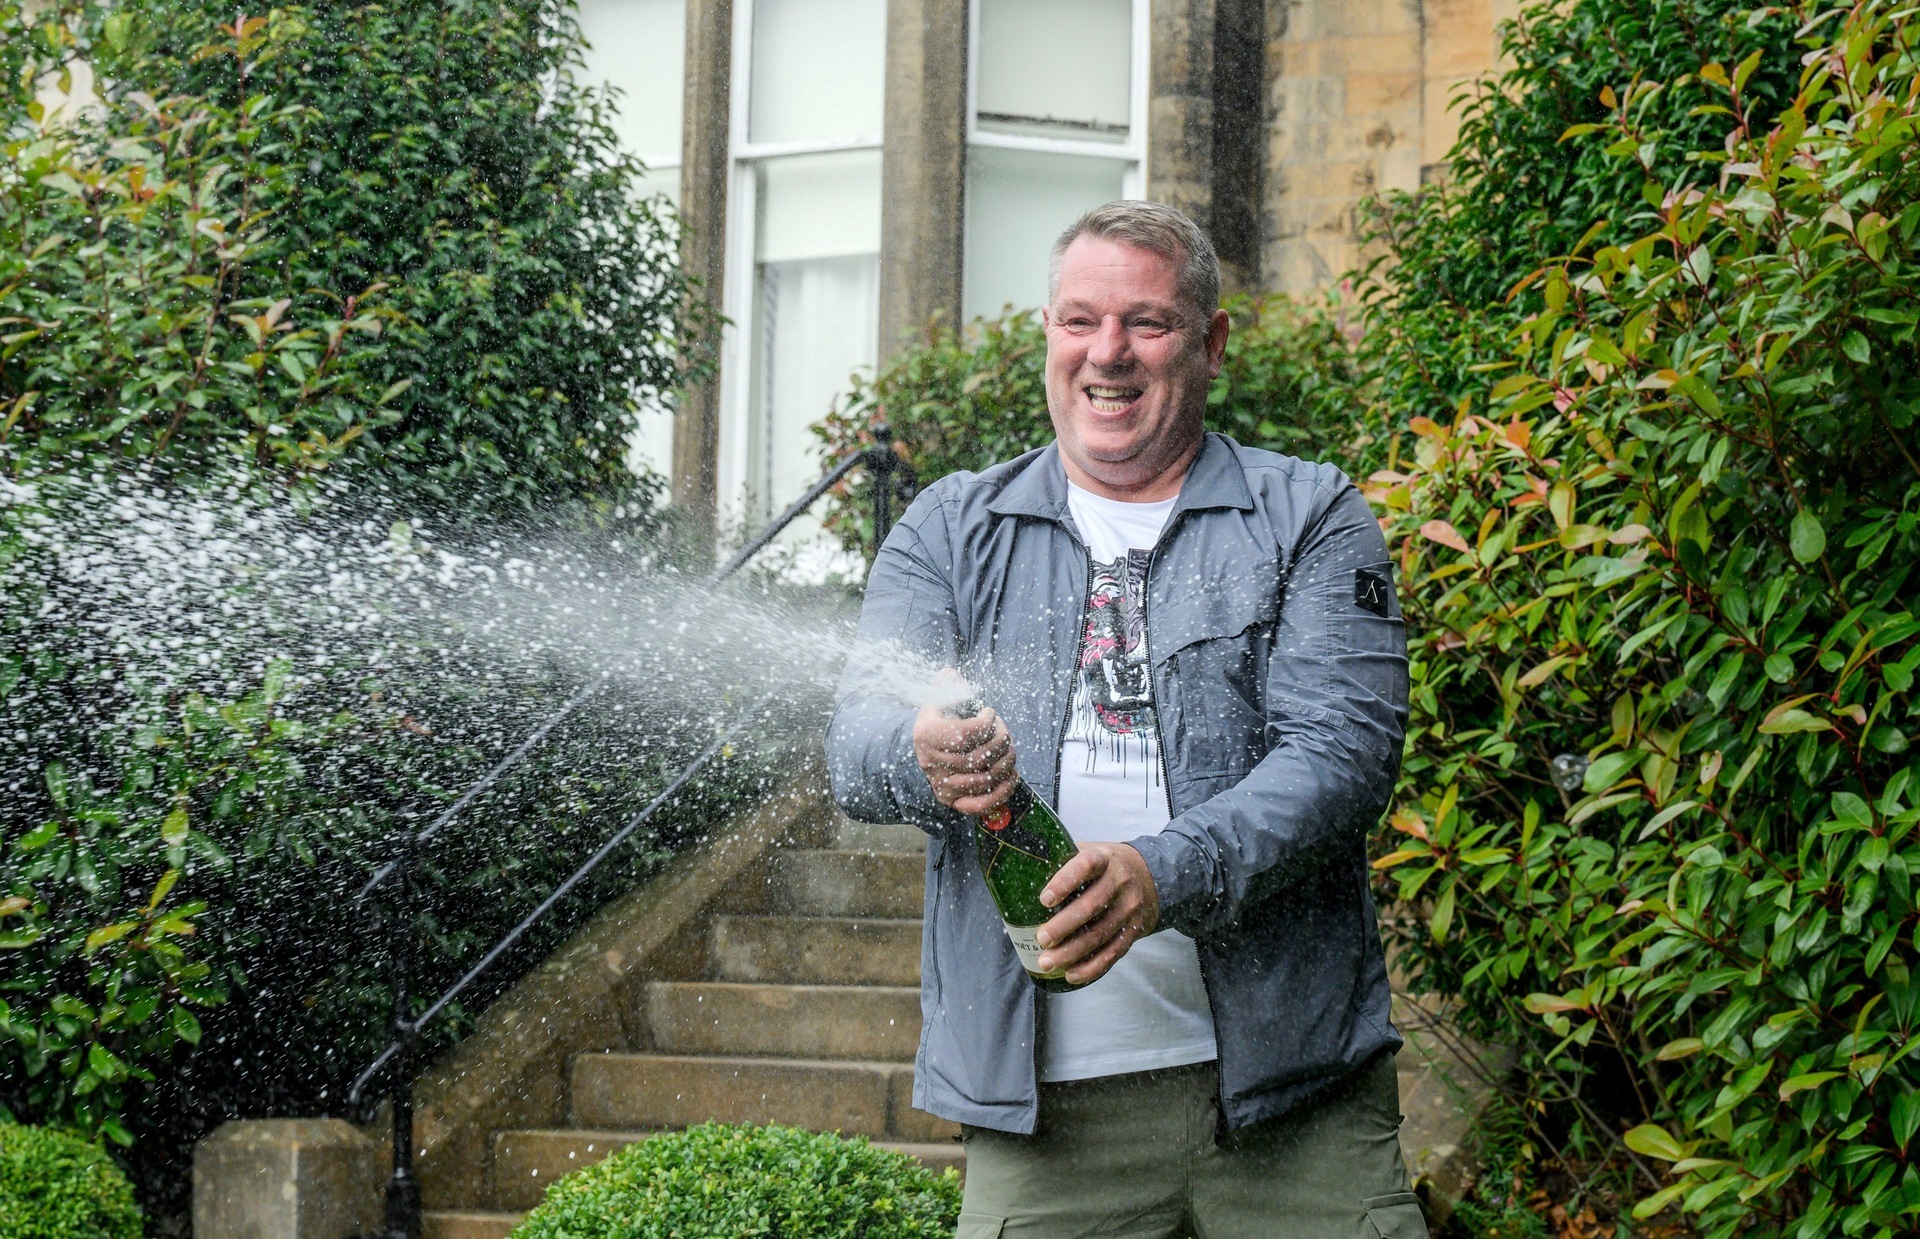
[976,0,1131,143]
[749,0,886,146]
[576,0,686,165]
[964,146,1129,319]
[756,149,882,263]
[745,151,882,531]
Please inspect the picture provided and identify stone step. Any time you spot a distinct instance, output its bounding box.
[571,1052,958,1143]
[831,815,928,852]
[421,1211,520,1239]
[648,981,921,1060]
[773,850,924,918]
[711,915,923,986]
[490,1128,965,1211]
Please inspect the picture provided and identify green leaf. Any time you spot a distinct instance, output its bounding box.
[84,922,138,954]
[1429,879,1457,943]
[1892,1090,1920,1151]
[1842,331,1871,364]
[1778,1071,1843,1100]
[1583,751,1641,793]
[1623,1123,1686,1161]
[169,1005,203,1046]
[1789,509,1826,563]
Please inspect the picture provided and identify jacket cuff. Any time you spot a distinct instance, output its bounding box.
[1128,831,1215,934]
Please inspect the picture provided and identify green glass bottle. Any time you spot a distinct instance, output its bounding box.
[947,697,1087,993]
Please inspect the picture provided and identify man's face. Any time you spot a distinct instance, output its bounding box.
[1043,235,1229,501]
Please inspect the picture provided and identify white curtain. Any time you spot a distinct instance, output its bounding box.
[752,254,881,526]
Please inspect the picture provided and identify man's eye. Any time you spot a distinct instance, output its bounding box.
[1129,319,1169,334]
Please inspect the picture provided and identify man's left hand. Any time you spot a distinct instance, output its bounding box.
[1034,843,1161,986]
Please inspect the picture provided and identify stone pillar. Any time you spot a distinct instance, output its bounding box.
[193,1119,381,1239]
[1147,0,1217,233]
[1209,0,1268,296]
[672,0,734,550]
[1148,0,1266,298]
[1261,0,1424,292]
[878,0,969,359]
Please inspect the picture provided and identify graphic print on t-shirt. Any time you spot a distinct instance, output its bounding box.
[1068,550,1162,795]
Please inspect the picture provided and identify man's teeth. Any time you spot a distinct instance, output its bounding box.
[1086,386,1140,409]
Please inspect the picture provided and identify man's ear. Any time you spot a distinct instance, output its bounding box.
[1205,308,1230,376]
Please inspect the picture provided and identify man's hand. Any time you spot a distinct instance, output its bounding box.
[912,679,1017,816]
[1035,843,1161,986]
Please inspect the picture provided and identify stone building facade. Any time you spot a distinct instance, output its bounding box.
[575,0,1516,544]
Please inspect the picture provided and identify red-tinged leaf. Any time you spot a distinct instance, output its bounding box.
[1524,992,1586,1014]
[1390,808,1430,840]
[1407,415,1446,439]
[1609,523,1653,544]
[1421,520,1470,553]
[1371,847,1428,870]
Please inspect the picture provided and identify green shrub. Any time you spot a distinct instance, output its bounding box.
[812,293,1362,555]
[90,0,713,517]
[0,1124,141,1239]
[510,1124,962,1239]
[0,0,733,1228]
[1369,0,1920,1234]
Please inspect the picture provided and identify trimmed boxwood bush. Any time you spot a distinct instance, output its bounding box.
[0,1124,141,1239]
[509,1124,962,1239]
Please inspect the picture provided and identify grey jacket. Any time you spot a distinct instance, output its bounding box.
[826,433,1409,1134]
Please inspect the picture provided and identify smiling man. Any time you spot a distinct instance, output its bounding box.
[827,201,1423,1238]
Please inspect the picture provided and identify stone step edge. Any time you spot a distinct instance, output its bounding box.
[497,1125,960,1152]
[783,849,927,859]
[713,913,927,927]
[649,980,923,996]
[420,1210,522,1239]
[582,1051,917,1069]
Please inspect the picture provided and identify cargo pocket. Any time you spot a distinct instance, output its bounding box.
[955,1212,1006,1238]
[1362,1192,1429,1239]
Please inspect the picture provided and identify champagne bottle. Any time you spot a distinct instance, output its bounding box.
[945,695,1087,993]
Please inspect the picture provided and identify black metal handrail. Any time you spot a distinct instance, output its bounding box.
[345,432,913,1239]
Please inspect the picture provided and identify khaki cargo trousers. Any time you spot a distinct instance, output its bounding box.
[955,1052,1429,1239]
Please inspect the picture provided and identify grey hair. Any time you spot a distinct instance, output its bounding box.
[1047,200,1220,322]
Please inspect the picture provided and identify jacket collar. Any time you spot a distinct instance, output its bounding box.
[986,432,1256,522]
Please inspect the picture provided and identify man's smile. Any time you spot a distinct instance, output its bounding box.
[1084,383,1145,414]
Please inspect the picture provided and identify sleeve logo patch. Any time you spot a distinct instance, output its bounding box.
[1354,567,1392,617]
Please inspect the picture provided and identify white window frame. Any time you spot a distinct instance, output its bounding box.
[716,0,886,529]
[964,0,1150,196]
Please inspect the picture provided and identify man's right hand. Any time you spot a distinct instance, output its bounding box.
[912,679,1018,817]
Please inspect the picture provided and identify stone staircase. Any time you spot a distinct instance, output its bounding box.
[420,817,958,1239]
[416,808,1499,1238]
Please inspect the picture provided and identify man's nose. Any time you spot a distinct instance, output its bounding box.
[1087,316,1132,369]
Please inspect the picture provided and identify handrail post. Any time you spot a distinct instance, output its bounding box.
[865,423,914,549]
[869,423,896,547]
[380,838,422,1239]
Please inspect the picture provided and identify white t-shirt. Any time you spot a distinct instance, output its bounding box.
[1040,482,1218,1083]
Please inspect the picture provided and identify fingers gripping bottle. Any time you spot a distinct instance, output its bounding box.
[945,694,1088,993]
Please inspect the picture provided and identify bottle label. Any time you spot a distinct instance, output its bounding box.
[1003,923,1067,980]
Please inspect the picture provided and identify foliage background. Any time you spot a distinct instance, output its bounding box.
[814,1,1920,1234]
[0,0,747,1229]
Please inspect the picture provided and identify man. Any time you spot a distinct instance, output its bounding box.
[827,201,1422,1239]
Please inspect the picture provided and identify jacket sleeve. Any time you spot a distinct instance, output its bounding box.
[1129,481,1410,938]
[825,489,973,836]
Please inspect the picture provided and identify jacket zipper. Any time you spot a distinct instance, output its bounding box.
[1140,524,1231,1131]
[1034,537,1094,1113]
